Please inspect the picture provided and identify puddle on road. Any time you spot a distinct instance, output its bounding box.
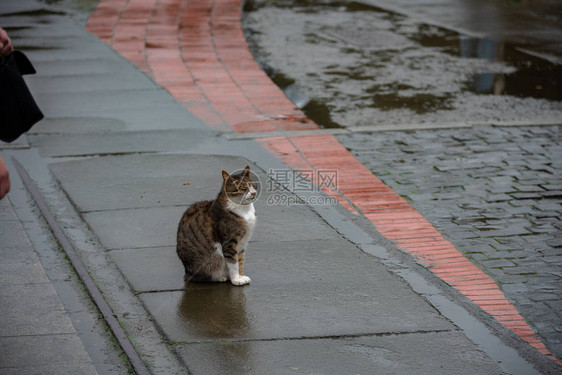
[369,90,455,114]
[271,71,345,128]
[412,24,562,102]
[244,0,562,128]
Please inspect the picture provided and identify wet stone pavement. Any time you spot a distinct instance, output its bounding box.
[337,125,562,358]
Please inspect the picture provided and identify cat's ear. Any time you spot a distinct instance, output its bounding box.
[243,165,251,176]
[222,170,230,181]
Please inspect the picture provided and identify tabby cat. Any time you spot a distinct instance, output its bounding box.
[176,166,257,286]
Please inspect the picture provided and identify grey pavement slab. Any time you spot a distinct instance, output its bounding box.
[0,279,76,337]
[138,237,451,343]
[0,335,97,375]
[0,0,43,15]
[0,250,49,286]
[176,332,504,375]
[0,200,75,337]
[26,72,156,93]
[8,27,113,61]
[51,153,340,249]
[83,206,183,250]
[51,153,244,184]
[0,220,37,249]
[0,199,99,374]
[29,128,213,157]
[33,106,202,132]
[28,58,142,77]
[0,363,98,375]
[34,89,178,117]
[49,154,250,212]
[82,192,339,250]
[140,285,449,344]
[30,117,128,134]
[0,201,49,286]
[109,247,185,293]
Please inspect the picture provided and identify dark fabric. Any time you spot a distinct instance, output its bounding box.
[0,51,43,143]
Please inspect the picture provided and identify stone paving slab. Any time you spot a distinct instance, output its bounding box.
[0,0,41,15]
[26,72,155,93]
[0,199,99,374]
[136,234,451,343]
[31,106,203,132]
[30,58,138,77]
[109,247,184,293]
[30,117,128,134]
[83,206,183,250]
[29,128,213,157]
[0,363,98,375]
[111,234,416,293]
[0,335,97,375]
[49,154,250,212]
[82,198,342,250]
[175,332,504,375]
[0,246,49,286]
[50,154,341,249]
[0,279,76,338]
[33,89,180,118]
[11,36,110,64]
[140,279,450,343]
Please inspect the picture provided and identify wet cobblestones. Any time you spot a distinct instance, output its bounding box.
[338,125,562,358]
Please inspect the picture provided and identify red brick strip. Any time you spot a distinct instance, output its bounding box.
[86,0,560,365]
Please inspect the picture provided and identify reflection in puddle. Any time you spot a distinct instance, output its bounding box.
[177,283,250,339]
[177,283,255,372]
[412,25,562,102]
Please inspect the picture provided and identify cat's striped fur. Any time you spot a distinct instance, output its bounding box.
[176,166,257,286]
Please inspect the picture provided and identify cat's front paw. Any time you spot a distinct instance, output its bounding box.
[231,275,251,286]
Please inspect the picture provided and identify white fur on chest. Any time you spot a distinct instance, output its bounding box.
[227,201,256,224]
[227,202,256,251]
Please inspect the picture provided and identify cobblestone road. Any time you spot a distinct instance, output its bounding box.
[337,125,562,358]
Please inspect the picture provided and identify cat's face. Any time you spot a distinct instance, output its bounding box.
[222,166,258,205]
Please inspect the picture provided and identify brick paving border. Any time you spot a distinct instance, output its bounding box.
[86,0,560,365]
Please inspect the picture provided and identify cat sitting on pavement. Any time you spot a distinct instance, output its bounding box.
[176,166,257,286]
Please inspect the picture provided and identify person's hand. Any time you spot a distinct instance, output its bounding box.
[0,156,11,199]
[0,27,14,57]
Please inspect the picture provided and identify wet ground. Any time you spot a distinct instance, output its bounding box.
[242,0,562,360]
[340,125,562,359]
[361,0,562,61]
[243,0,562,128]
